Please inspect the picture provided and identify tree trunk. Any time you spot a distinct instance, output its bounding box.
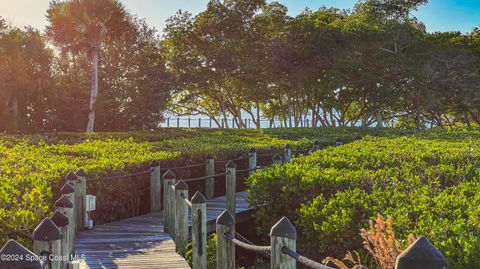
[220,95,229,129]
[86,48,99,133]
[255,101,260,129]
[287,96,292,128]
[375,109,384,128]
[414,95,421,130]
[11,92,18,133]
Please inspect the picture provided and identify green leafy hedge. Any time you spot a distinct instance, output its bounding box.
[247,134,480,268]
[1,127,397,248]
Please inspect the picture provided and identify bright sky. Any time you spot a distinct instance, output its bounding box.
[0,0,479,34]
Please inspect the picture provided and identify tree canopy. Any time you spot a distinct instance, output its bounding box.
[1,0,479,132]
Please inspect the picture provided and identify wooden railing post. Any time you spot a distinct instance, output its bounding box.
[205,155,215,199]
[163,170,176,234]
[273,154,283,166]
[192,192,207,269]
[167,118,170,127]
[336,138,343,147]
[188,118,191,128]
[174,180,189,251]
[0,240,43,269]
[55,194,74,258]
[149,160,161,213]
[61,184,76,237]
[65,171,80,231]
[198,118,201,128]
[248,148,257,176]
[313,141,320,151]
[33,217,62,269]
[225,161,236,216]
[284,144,292,164]
[75,169,87,229]
[216,210,235,269]
[395,236,447,269]
[177,117,180,128]
[50,210,70,268]
[270,217,297,269]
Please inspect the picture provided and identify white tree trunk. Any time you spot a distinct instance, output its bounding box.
[376,110,384,128]
[86,48,99,133]
[220,95,229,129]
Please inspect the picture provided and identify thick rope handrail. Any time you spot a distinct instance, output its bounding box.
[235,231,271,258]
[236,163,274,174]
[226,234,271,253]
[235,167,260,173]
[215,155,248,164]
[89,170,150,181]
[163,162,205,171]
[282,246,334,269]
[257,153,279,158]
[292,149,309,154]
[183,171,230,182]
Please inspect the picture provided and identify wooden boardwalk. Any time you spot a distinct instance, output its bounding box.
[75,192,252,269]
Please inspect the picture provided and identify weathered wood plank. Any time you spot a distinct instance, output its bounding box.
[75,192,251,269]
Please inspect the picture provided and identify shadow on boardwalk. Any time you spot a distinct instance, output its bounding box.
[75,192,252,268]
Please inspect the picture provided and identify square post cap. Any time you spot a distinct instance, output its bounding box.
[270,216,297,240]
[65,171,78,181]
[0,240,43,268]
[61,183,74,194]
[226,160,237,168]
[76,168,87,177]
[33,218,61,241]
[174,180,188,190]
[50,210,69,227]
[395,236,448,269]
[216,210,234,226]
[55,196,73,208]
[163,170,176,179]
[191,191,206,204]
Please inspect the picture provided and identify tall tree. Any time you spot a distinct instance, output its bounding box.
[46,0,130,132]
[0,25,52,133]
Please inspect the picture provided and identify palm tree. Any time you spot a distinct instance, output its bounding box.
[47,0,129,132]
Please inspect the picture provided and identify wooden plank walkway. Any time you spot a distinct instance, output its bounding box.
[75,192,252,269]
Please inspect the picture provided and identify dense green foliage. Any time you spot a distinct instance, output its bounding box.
[2,0,480,133]
[184,233,217,268]
[1,127,389,247]
[164,0,480,129]
[247,132,480,268]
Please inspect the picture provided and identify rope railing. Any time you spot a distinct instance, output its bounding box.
[236,166,261,174]
[292,149,309,154]
[257,153,279,158]
[226,233,271,253]
[181,193,192,207]
[215,155,249,164]
[85,143,295,183]
[226,231,334,269]
[88,170,149,181]
[182,171,230,182]
[216,212,339,269]
[282,246,334,269]
[162,162,205,171]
